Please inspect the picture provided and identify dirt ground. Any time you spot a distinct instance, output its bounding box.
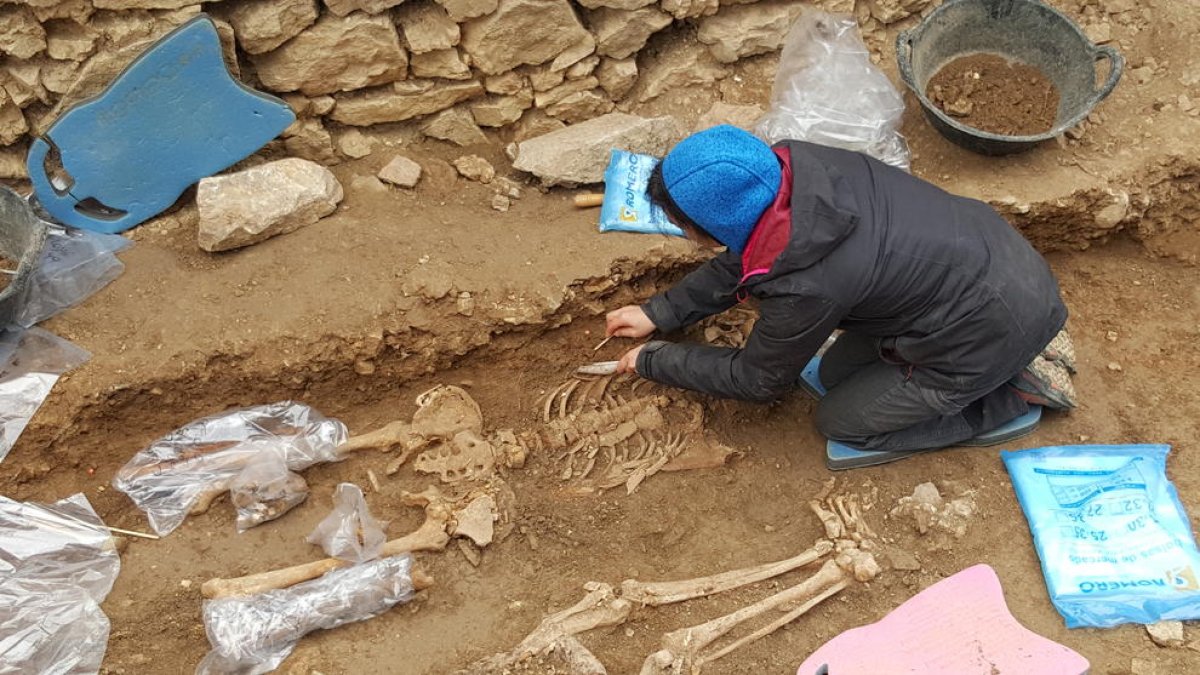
[3,1,1200,674]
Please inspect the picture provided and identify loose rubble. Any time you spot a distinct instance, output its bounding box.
[378,156,424,188]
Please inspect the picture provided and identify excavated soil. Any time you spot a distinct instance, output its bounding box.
[926,53,1060,136]
[3,2,1200,674]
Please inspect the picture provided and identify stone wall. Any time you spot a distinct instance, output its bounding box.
[0,0,929,178]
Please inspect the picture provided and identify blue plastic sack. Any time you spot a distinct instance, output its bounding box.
[1002,444,1200,628]
[598,150,684,238]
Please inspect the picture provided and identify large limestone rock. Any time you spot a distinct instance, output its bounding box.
[435,0,499,22]
[322,0,406,17]
[3,63,46,108]
[0,6,47,59]
[396,2,460,53]
[577,0,655,8]
[422,106,489,146]
[29,0,94,24]
[461,0,592,75]
[595,57,637,100]
[0,91,28,146]
[46,20,99,62]
[868,0,932,24]
[410,49,472,80]
[222,0,319,54]
[197,158,343,252]
[661,0,718,19]
[544,89,613,123]
[633,41,728,103]
[697,1,802,63]
[331,80,485,126]
[512,112,683,185]
[470,92,532,127]
[92,0,204,10]
[252,13,407,96]
[589,7,673,60]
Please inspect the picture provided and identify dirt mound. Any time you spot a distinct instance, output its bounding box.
[926,53,1059,136]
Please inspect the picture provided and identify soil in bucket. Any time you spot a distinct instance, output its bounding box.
[0,256,16,293]
[925,53,1059,136]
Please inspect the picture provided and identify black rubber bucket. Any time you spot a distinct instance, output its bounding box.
[0,187,48,327]
[896,0,1123,155]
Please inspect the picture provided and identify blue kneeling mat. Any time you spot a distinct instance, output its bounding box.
[27,15,295,234]
[799,354,1042,470]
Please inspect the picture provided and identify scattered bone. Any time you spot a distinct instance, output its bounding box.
[891,482,976,539]
[413,430,497,483]
[201,487,455,599]
[457,539,482,567]
[452,494,497,547]
[367,469,382,493]
[577,360,618,376]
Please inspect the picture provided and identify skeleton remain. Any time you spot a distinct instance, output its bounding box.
[537,374,738,495]
[201,484,497,598]
[464,491,879,674]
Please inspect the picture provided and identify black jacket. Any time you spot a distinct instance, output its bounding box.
[637,141,1067,403]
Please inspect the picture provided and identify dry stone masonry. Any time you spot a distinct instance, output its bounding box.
[0,0,914,179]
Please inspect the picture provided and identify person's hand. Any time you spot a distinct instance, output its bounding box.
[616,344,645,374]
[606,305,656,339]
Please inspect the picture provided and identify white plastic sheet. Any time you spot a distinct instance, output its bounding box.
[0,327,91,463]
[113,402,348,536]
[306,483,387,563]
[755,10,911,171]
[0,494,119,675]
[197,555,416,675]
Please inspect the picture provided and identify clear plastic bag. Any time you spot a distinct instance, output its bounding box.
[306,483,387,563]
[0,493,121,601]
[197,555,416,675]
[755,10,911,171]
[0,580,109,675]
[598,150,685,238]
[229,450,309,533]
[113,402,348,536]
[0,327,91,463]
[0,493,119,675]
[15,223,131,328]
[1002,444,1200,627]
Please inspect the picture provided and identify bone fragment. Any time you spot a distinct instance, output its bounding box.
[577,361,618,376]
[451,495,497,547]
[809,499,845,540]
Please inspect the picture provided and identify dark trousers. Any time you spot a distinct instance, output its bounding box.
[815,332,1029,452]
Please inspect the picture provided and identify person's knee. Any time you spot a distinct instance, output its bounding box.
[815,399,865,442]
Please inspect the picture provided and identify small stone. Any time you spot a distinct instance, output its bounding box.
[423,107,489,146]
[337,129,373,158]
[624,627,635,638]
[491,194,511,211]
[351,175,389,194]
[887,548,922,571]
[410,48,472,80]
[1107,362,1123,372]
[283,118,338,165]
[197,158,343,252]
[1146,621,1185,648]
[484,71,527,95]
[1106,331,1119,342]
[180,579,192,588]
[324,0,408,16]
[46,20,99,62]
[453,155,495,183]
[566,55,600,80]
[595,57,638,100]
[1084,21,1113,44]
[435,0,500,22]
[526,65,566,92]
[1130,66,1154,86]
[867,0,932,24]
[763,524,776,532]
[470,93,533,127]
[378,156,423,188]
[457,292,475,316]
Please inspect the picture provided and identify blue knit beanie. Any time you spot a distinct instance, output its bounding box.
[661,125,781,254]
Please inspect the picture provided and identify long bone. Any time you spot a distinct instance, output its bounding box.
[201,487,454,599]
[639,558,852,675]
